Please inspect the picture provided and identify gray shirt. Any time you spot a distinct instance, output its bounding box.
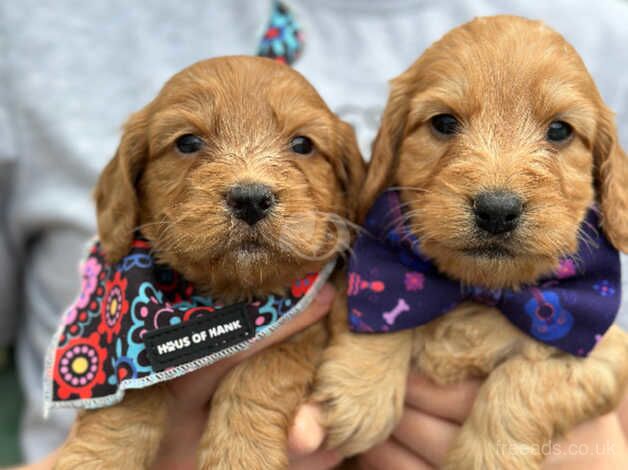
[1,0,628,461]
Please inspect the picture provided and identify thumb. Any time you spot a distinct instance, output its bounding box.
[288,404,327,457]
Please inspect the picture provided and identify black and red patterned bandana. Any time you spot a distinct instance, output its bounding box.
[45,237,334,411]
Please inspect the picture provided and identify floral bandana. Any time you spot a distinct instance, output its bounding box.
[45,238,334,411]
[348,191,622,357]
[257,1,304,65]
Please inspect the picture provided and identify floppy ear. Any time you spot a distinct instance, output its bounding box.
[335,120,366,221]
[359,77,412,222]
[94,109,149,262]
[593,105,628,252]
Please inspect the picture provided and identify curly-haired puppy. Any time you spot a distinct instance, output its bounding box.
[54,56,364,469]
[314,16,628,469]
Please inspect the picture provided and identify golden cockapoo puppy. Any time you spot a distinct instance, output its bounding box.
[314,16,628,469]
[53,56,364,469]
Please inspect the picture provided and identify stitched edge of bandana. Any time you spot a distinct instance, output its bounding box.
[43,258,336,415]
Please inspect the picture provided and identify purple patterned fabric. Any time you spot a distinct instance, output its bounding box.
[348,191,622,357]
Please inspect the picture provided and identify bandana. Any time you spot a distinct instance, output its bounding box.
[45,237,334,411]
[258,1,304,65]
[348,191,622,357]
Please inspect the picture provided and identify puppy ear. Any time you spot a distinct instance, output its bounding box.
[335,120,366,221]
[359,77,412,222]
[593,105,628,252]
[94,109,149,262]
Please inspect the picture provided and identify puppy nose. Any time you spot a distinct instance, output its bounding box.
[473,191,523,235]
[226,183,276,226]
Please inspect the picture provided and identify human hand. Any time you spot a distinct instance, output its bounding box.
[290,373,628,469]
[286,374,480,470]
[541,393,628,470]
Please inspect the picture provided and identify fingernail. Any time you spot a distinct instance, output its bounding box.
[315,283,336,306]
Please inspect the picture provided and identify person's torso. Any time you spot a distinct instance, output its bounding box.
[2,0,627,326]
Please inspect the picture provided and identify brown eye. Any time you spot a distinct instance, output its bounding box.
[175,134,204,154]
[431,114,460,136]
[290,136,314,155]
[546,121,573,143]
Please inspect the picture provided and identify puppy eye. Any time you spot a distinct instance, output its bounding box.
[290,136,314,155]
[175,134,204,154]
[546,121,573,143]
[431,114,460,136]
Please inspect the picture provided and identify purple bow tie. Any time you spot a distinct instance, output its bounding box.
[348,191,622,357]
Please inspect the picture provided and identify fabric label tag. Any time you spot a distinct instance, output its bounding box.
[144,304,253,371]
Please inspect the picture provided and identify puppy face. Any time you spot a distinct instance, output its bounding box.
[95,57,364,298]
[365,16,627,289]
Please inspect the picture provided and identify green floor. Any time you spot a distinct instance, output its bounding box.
[0,348,23,467]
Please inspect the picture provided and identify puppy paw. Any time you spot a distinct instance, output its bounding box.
[312,340,409,456]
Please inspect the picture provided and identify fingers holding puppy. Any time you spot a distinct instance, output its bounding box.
[291,374,481,469]
[404,374,481,424]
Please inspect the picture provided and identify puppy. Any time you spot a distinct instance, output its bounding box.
[53,56,364,469]
[314,16,628,469]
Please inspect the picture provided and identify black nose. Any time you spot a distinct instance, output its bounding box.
[226,183,276,226]
[473,191,523,235]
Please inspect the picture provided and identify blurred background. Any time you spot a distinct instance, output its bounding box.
[1,0,627,467]
[0,349,20,466]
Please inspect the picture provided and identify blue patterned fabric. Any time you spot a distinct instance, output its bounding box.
[258,1,304,65]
